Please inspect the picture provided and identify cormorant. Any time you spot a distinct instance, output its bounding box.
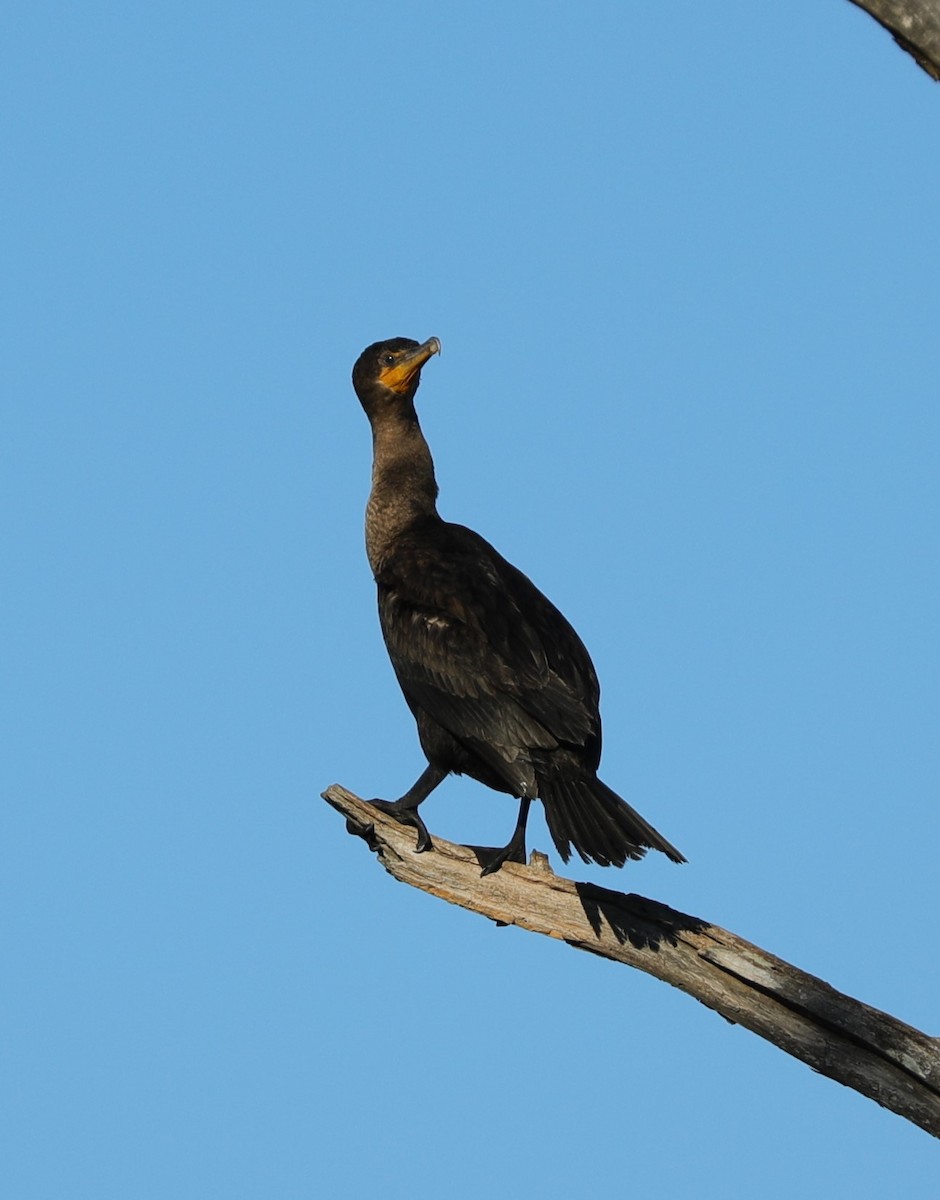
[352,336,684,875]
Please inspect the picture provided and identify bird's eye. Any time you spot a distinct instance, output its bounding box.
[382,354,396,366]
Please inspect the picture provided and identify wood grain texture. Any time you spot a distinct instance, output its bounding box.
[323,783,940,1138]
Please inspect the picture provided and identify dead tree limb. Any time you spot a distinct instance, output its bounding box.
[848,0,940,80]
[323,784,940,1138]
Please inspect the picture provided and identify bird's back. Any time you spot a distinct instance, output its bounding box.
[374,517,603,775]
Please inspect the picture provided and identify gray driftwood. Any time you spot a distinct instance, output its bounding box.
[848,0,940,79]
[323,784,940,1138]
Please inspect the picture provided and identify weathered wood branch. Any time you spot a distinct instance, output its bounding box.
[323,783,940,1138]
[848,0,940,80]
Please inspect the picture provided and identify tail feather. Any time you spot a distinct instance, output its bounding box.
[538,771,685,868]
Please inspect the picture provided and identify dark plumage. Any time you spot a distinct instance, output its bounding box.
[352,336,684,874]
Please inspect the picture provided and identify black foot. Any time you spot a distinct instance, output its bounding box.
[480,835,527,877]
[480,795,532,877]
[368,799,433,853]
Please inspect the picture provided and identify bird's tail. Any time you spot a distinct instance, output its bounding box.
[538,770,685,867]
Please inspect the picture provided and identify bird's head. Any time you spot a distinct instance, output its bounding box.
[352,337,441,420]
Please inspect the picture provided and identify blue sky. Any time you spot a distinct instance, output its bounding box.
[3,3,939,1196]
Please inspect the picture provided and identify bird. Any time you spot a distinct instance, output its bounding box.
[351,335,685,875]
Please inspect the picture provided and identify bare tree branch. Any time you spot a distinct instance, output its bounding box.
[848,0,940,80]
[323,784,940,1138]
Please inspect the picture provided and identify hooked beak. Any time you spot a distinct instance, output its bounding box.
[377,337,441,393]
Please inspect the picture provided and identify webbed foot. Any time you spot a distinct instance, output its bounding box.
[479,795,532,877]
[368,799,433,853]
[479,832,527,877]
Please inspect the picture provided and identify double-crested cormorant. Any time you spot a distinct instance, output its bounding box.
[352,336,684,875]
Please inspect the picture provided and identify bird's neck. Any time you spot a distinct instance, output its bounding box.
[365,412,440,572]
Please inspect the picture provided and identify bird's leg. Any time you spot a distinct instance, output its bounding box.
[368,763,446,853]
[480,796,532,877]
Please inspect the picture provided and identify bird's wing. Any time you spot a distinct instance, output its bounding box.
[375,521,601,762]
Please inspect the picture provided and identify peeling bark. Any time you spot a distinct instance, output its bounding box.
[323,784,940,1138]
